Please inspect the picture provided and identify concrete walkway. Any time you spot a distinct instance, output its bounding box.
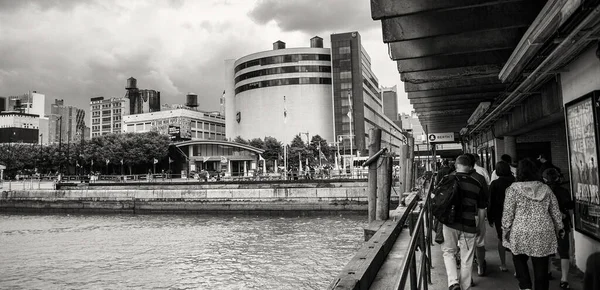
[428,224,585,290]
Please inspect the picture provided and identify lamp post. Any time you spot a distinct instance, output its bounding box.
[57,115,63,175]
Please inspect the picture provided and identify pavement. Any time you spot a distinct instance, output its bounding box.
[428,224,585,290]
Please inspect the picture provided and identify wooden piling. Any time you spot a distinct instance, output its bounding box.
[406,136,415,191]
[368,128,381,223]
[398,144,408,194]
[376,155,393,220]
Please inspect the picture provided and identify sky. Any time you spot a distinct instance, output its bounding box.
[0,0,413,121]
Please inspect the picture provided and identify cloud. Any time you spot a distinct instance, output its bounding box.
[0,0,92,11]
[248,0,378,35]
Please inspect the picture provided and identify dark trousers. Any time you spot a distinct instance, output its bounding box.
[512,254,550,290]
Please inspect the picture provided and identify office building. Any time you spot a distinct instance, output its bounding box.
[90,96,129,138]
[382,86,399,121]
[225,37,334,144]
[49,99,86,144]
[0,96,6,112]
[330,32,404,155]
[122,108,226,141]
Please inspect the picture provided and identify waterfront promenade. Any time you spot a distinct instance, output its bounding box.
[369,220,585,289]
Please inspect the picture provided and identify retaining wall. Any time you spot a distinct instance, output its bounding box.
[0,181,375,214]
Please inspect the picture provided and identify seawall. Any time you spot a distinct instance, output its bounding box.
[0,180,378,215]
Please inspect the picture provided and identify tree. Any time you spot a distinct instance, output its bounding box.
[308,135,331,166]
[263,136,282,172]
[233,136,248,145]
[248,138,265,150]
[288,135,312,169]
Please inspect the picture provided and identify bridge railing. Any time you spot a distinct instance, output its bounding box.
[393,175,435,290]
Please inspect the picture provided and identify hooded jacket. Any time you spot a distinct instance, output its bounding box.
[501,181,563,257]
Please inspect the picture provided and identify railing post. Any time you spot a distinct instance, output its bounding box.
[408,210,418,290]
[367,128,381,223]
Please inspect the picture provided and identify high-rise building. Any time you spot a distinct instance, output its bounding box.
[89,96,129,138]
[382,85,399,121]
[125,77,160,115]
[49,99,86,144]
[330,32,404,155]
[225,36,334,143]
[400,112,425,144]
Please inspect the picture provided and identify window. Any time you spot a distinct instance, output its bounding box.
[235,77,332,94]
[339,46,351,54]
[234,54,331,73]
[341,82,352,89]
[340,71,352,79]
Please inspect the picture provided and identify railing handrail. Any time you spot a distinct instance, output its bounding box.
[394,175,435,290]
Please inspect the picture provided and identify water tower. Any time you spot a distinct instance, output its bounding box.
[186,93,198,109]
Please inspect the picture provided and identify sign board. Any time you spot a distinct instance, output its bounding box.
[168,125,181,140]
[566,90,600,242]
[427,132,457,143]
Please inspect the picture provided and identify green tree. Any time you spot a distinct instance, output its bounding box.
[263,136,282,172]
[248,138,265,150]
[288,135,312,169]
[308,135,331,166]
[233,136,248,145]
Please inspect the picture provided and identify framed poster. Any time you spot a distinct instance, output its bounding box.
[565,91,600,242]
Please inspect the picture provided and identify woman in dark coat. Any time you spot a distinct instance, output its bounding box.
[488,161,515,272]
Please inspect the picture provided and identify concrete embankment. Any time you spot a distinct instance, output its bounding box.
[0,180,377,215]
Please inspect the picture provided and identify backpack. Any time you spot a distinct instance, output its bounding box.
[431,175,462,225]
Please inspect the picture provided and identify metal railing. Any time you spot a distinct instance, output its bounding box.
[394,175,435,290]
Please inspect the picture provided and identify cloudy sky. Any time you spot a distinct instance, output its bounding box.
[0,0,412,121]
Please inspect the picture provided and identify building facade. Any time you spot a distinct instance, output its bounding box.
[90,97,129,138]
[382,85,399,122]
[0,112,40,143]
[122,108,226,141]
[330,32,405,155]
[7,91,46,116]
[125,77,161,115]
[49,99,86,144]
[226,37,334,144]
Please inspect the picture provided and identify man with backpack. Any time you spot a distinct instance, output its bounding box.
[435,155,487,290]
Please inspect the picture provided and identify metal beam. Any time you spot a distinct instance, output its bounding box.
[416,108,474,117]
[413,100,483,109]
[389,27,526,60]
[396,49,513,72]
[381,1,540,42]
[404,76,501,92]
[371,0,510,19]
[407,85,506,99]
[408,92,498,103]
[401,65,501,83]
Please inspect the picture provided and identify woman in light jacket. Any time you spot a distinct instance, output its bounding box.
[502,158,564,290]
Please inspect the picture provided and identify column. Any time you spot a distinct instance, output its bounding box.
[504,136,517,162]
[243,161,247,176]
[227,160,232,176]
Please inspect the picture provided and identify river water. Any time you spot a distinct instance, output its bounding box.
[0,213,366,290]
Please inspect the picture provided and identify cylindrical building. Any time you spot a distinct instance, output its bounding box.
[226,39,334,144]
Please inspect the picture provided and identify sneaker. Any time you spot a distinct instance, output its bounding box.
[449,283,460,290]
[477,260,487,276]
[560,281,570,289]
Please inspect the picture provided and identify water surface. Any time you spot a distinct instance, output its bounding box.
[0,213,365,290]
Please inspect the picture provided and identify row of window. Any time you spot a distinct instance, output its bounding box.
[192,144,252,157]
[235,54,331,73]
[235,77,332,94]
[91,103,122,110]
[234,65,331,84]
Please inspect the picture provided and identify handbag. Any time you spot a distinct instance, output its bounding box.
[435,219,444,244]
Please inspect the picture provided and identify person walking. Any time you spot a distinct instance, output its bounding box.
[464,153,489,277]
[441,155,487,290]
[488,161,515,272]
[542,168,574,289]
[502,158,564,290]
[490,154,517,183]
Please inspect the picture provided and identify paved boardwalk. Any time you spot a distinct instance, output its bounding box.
[428,224,585,290]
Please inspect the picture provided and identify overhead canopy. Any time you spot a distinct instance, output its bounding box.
[370,0,547,133]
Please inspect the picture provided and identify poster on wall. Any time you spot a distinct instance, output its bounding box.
[566,91,600,242]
